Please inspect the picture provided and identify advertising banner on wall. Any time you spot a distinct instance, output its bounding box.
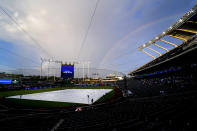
[0,79,12,84]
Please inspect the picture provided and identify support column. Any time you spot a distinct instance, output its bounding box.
[168,35,187,41]
[153,43,169,52]
[142,50,156,59]
[160,39,178,47]
[176,28,197,34]
[147,47,162,56]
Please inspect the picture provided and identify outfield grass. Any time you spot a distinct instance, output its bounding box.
[95,89,115,103]
[7,98,85,108]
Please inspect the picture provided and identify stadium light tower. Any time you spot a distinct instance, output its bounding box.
[82,62,85,81]
[88,61,90,78]
[47,59,50,80]
[40,58,62,80]
[40,58,44,79]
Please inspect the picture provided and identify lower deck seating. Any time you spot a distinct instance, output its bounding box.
[0,90,196,130]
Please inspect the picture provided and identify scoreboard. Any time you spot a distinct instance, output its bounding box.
[61,65,74,79]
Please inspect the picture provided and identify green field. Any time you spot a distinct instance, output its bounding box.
[95,89,115,103]
[7,98,84,108]
[1,86,115,108]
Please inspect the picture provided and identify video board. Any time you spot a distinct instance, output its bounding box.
[61,65,74,79]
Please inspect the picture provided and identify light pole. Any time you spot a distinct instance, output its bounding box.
[47,61,49,80]
[83,63,85,81]
[53,65,56,81]
[78,67,79,81]
[87,61,90,79]
[40,58,44,79]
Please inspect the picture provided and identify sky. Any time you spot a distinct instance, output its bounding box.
[0,0,197,76]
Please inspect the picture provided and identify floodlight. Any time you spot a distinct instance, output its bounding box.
[155,37,159,40]
[178,19,183,23]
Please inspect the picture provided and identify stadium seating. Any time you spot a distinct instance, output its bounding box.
[0,90,197,130]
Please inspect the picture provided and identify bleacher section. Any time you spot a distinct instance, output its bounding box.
[132,35,197,74]
[0,90,197,130]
